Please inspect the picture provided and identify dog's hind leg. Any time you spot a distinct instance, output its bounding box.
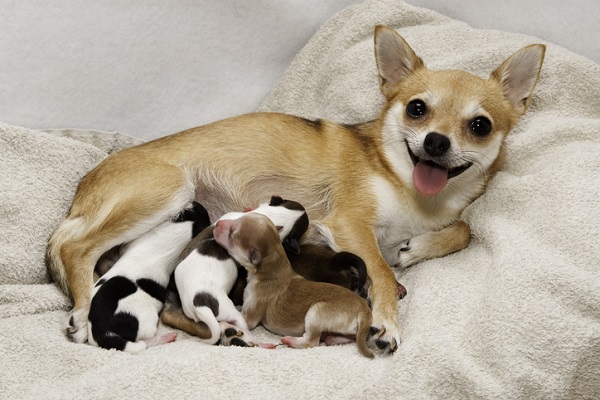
[139,332,178,351]
[217,299,276,349]
[48,159,194,343]
[280,304,324,350]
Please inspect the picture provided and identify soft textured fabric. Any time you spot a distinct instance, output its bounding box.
[1,0,599,398]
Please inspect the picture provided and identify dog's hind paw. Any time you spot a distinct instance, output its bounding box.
[66,308,89,343]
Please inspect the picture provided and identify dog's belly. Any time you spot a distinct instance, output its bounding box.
[262,318,305,337]
[193,175,324,223]
[131,114,343,223]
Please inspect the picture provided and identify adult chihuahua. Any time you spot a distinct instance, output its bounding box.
[47,25,545,353]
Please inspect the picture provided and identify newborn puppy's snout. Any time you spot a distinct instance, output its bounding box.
[213,219,234,247]
[214,220,224,236]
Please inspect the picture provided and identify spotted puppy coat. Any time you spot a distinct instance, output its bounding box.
[87,202,209,353]
[173,196,308,346]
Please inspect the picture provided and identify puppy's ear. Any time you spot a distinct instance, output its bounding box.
[249,248,262,266]
[374,25,424,99]
[269,196,284,206]
[490,44,546,114]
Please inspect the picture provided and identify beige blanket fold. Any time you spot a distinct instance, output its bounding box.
[1,0,599,398]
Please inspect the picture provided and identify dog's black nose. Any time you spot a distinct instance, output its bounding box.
[424,132,450,157]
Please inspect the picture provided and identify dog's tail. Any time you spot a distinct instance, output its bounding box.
[356,312,375,359]
[46,216,90,296]
[193,306,221,345]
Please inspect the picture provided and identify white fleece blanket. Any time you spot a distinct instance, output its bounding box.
[1,0,599,398]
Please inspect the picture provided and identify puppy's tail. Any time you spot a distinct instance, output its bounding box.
[193,306,221,345]
[356,312,375,359]
[46,216,90,296]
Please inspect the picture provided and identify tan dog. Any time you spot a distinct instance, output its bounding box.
[213,213,375,358]
[46,25,545,353]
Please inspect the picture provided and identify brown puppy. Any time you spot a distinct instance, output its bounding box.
[213,213,375,358]
[46,26,545,352]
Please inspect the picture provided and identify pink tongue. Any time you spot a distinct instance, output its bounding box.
[413,161,448,196]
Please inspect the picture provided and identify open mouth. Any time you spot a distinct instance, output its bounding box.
[406,140,472,179]
[405,140,472,196]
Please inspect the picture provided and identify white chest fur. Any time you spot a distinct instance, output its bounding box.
[370,176,462,262]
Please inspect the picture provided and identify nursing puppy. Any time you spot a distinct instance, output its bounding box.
[47,26,545,353]
[172,196,308,346]
[214,213,375,358]
[229,196,374,304]
[87,202,209,353]
[287,245,370,298]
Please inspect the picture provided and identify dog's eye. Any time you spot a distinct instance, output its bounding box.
[470,116,492,136]
[406,99,427,118]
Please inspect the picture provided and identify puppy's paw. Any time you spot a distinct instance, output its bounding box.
[66,308,89,343]
[367,320,401,356]
[218,323,253,347]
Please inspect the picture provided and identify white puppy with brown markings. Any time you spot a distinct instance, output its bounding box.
[214,213,375,358]
[172,196,308,347]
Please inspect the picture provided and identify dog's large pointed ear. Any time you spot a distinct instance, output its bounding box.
[374,25,424,99]
[491,44,546,114]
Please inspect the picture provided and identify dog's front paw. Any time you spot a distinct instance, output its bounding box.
[367,319,401,356]
[66,308,89,343]
[395,238,422,268]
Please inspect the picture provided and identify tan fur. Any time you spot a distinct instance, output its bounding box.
[46,25,545,348]
[214,214,374,358]
[160,307,213,339]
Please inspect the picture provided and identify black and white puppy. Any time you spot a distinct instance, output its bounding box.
[173,196,307,347]
[87,202,209,353]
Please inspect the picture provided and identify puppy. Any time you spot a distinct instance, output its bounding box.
[228,196,376,303]
[47,25,545,353]
[172,196,308,347]
[286,245,369,298]
[214,213,375,358]
[87,202,209,353]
